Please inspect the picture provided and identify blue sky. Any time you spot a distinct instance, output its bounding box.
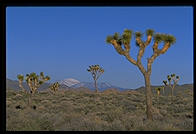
[6,7,193,89]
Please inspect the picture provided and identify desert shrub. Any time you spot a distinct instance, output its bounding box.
[6,88,193,131]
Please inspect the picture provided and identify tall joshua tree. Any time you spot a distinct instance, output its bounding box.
[106,29,176,120]
[163,74,180,99]
[87,65,104,93]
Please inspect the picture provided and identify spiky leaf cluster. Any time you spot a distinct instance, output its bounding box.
[153,33,176,45]
[146,29,154,36]
[106,29,132,46]
[163,80,168,86]
[106,35,113,44]
[17,74,24,81]
[153,33,163,43]
[135,31,143,38]
[162,34,176,44]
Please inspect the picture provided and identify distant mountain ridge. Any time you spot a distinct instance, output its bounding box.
[6,78,193,93]
[71,82,126,91]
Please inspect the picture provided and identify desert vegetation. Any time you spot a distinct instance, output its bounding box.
[106,29,176,120]
[87,65,104,93]
[6,86,193,131]
[49,82,60,93]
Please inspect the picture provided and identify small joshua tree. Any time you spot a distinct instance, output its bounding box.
[17,74,26,92]
[49,82,60,93]
[154,87,161,105]
[155,87,161,96]
[106,29,176,120]
[163,74,180,98]
[87,65,104,93]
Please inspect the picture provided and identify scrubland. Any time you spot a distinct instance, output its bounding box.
[6,88,193,131]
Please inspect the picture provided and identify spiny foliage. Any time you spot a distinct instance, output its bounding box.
[135,31,143,38]
[153,33,176,45]
[106,29,132,45]
[162,34,176,44]
[106,29,176,56]
[146,29,155,36]
[153,33,163,43]
[17,74,24,81]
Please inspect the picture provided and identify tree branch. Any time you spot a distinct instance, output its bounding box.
[124,52,137,65]
[147,42,171,75]
[111,40,126,55]
[144,35,152,47]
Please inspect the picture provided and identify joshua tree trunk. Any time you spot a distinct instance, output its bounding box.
[28,92,32,106]
[162,87,165,95]
[171,86,174,102]
[19,81,26,93]
[94,79,98,93]
[144,73,153,120]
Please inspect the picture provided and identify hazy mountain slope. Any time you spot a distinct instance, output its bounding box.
[71,82,126,91]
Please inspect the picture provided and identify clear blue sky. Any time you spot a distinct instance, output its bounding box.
[6,7,193,89]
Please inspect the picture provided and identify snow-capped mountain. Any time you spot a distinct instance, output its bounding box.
[59,78,80,87]
[58,78,126,90]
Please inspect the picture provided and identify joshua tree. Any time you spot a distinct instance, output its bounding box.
[25,72,50,94]
[17,74,26,92]
[163,74,180,99]
[155,87,161,96]
[87,65,104,93]
[17,72,50,106]
[49,82,60,93]
[17,72,50,94]
[106,29,176,120]
[154,87,161,106]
